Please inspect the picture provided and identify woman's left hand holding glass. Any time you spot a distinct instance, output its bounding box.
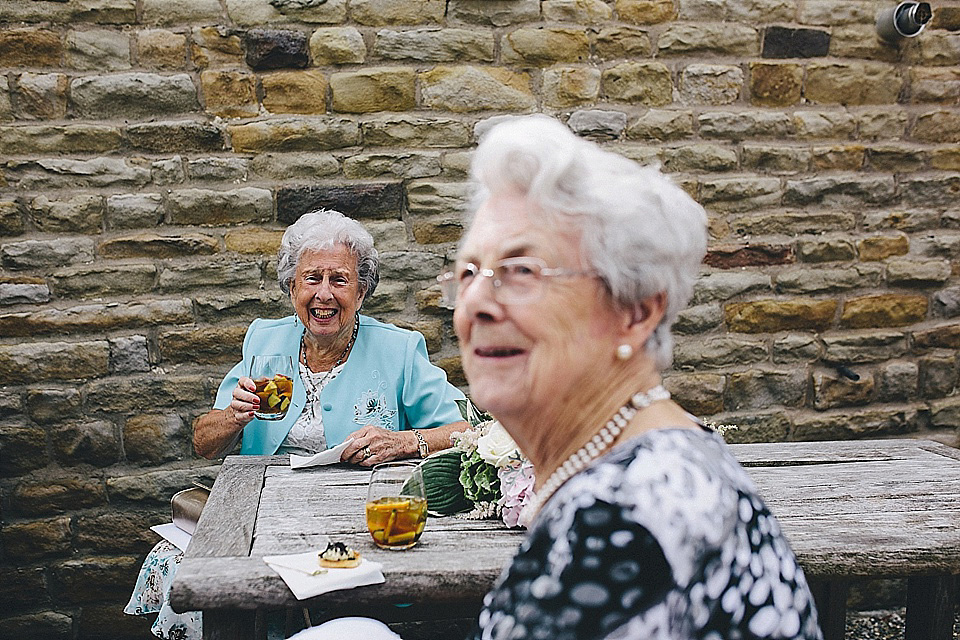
[341,425,419,467]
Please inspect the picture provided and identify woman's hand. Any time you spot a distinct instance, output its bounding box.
[229,376,260,430]
[341,425,417,467]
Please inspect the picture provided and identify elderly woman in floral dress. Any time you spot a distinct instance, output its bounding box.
[294,116,822,640]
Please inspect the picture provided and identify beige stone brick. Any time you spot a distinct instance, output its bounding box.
[143,0,221,25]
[793,407,918,441]
[822,330,908,364]
[406,180,470,216]
[226,0,346,25]
[330,68,415,113]
[361,115,471,147]
[191,26,245,68]
[502,27,590,66]
[27,194,102,234]
[805,62,902,105]
[828,25,899,62]
[65,28,131,71]
[201,70,258,118]
[350,0,444,25]
[616,0,674,24]
[915,323,960,350]
[262,70,327,115]
[224,228,285,254]
[749,62,802,107]
[309,27,366,65]
[910,32,960,66]
[661,143,737,172]
[792,110,857,139]
[447,0,540,27]
[158,326,247,365]
[858,108,908,140]
[813,370,875,409]
[0,29,62,67]
[50,264,156,298]
[601,61,672,105]
[98,232,219,258]
[344,152,442,179]
[15,73,69,120]
[542,0,612,22]
[912,110,960,144]
[866,144,926,172]
[681,0,793,21]
[0,77,10,123]
[658,23,759,57]
[887,258,952,285]
[841,294,928,329]
[775,265,882,294]
[228,117,360,152]
[862,210,939,233]
[810,145,865,171]
[725,298,837,333]
[167,187,272,226]
[0,340,109,383]
[595,26,651,59]
[411,214,464,244]
[726,369,807,411]
[1,518,73,561]
[542,67,600,108]
[137,30,186,69]
[625,109,693,141]
[932,147,960,171]
[364,281,408,315]
[673,336,768,369]
[857,233,909,261]
[249,153,339,179]
[742,144,810,174]
[420,66,535,112]
[798,0,876,26]
[374,28,494,63]
[797,237,856,263]
[699,176,781,213]
[772,334,821,364]
[699,111,791,139]
[910,68,960,104]
[663,373,724,415]
[679,64,742,105]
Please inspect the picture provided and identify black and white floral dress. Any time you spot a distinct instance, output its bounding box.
[469,429,822,640]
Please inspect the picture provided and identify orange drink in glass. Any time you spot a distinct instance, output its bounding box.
[365,462,427,550]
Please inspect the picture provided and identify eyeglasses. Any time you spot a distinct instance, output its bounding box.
[437,257,597,306]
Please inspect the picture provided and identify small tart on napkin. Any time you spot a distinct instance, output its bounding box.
[318,541,361,569]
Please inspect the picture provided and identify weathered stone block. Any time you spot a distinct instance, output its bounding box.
[78,603,155,638]
[857,233,909,261]
[866,144,926,172]
[0,424,47,476]
[900,175,960,208]
[229,117,360,152]
[859,108,908,140]
[933,286,960,318]
[616,0,673,23]
[434,355,465,386]
[362,280,408,315]
[309,27,366,64]
[7,157,151,190]
[374,28,494,62]
[410,214,464,244]
[932,148,960,171]
[0,28,62,67]
[741,143,809,173]
[829,25,899,62]
[277,182,403,222]
[52,420,120,466]
[191,25,245,68]
[65,28,131,71]
[0,237,93,269]
[0,300,193,338]
[14,476,107,516]
[625,109,693,141]
[726,369,806,411]
[85,374,211,413]
[0,277,49,305]
[811,145,865,171]
[0,340,108,383]
[25,388,83,425]
[919,355,958,398]
[143,0,221,23]
[600,61,672,105]
[350,0,445,25]
[124,413,190,464]
[775,265,881,294]
[50,263,155,299]
[226,0,346,25]
[805,62,901,105]
[501,27,590,66]
[224,228,285,255]
[698,110,792,139]
[344,152,442,179]
[28,194,103,234]
[679,64,742,105]
[748,62,802,107]
[71,73,198,118]
[673,336,768,369]
[661,143,737,172]
[125,120,225,153]
[186,157,249,182]
[0,76,10,122]
[772,334,821,364]
[863,209,939,233]
[793,110,858,139]
[791,408,917,441]
[692,272,770,305]
[798,0,876,26]
[930,396,960,430]
[567,110,627,140]
[0,567,49,613]
[110,335,151,374]
[137,29,187,69]
[543,0,611,20]
[75,511,167,553]
[379,251,445,280]
[718,411,791,444]
[104,193,163,230]
[840,294,928,329]
[784,175,895,206]
[106,466,220,504]
[167,187,272,226]
[447,0,540,27]
[159,258,257,291]
[98,232,219,258]
[200,70,258,118]
[245,28,309,70]
[542,67,601,108]
[725,298,837,333]
[1,517,72,560]
[420,66,535,112]
[699,177,781,212]
[876,361,918,402]
[672,303,723,334]
[663,373,724,415]
[658,23,758,56]
[249,153,339,180]
[158,326,247,365]
[262,70,327,115]
[49,556,143,604]
[887,259,952,285]
[911,33,960,67]
[15,72,69,120]
[406,180,470,217]
[0,611,72,638]
[813,370,874,409]
[595,26,651,59]
[762,26,829,58]
[914,323,960,349]
[731,212,855,237]
[361,115,471,148]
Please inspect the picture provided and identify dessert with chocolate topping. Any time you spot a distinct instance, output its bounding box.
[317,541,361,568]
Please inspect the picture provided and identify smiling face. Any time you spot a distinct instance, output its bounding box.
[453,193,625,430]
[290,246,365,349]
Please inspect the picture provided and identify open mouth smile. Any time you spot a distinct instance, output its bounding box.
[310,308,337,320]
[475,346,525,357]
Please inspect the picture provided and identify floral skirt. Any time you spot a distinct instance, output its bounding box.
[125,540,203,640]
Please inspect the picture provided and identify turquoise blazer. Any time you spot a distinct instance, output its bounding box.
[214,315,465,455]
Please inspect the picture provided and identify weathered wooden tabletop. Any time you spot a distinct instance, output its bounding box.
[170,438,960,640]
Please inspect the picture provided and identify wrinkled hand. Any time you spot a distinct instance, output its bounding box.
[229,376,260,430]
[342,425,415,467]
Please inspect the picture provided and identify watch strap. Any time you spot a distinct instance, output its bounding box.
[412,429,429,458]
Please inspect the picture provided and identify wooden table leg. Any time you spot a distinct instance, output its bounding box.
[905,575,957,640]
[809,579,848,640]
[202,609,260,640]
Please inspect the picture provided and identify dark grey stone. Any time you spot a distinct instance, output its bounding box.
[277,182,403,223]
[244,28,309,70]
[762,26,830,58]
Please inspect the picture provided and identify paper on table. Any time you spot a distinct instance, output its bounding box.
[150,523,192,552]
[263,549,385,600]
[290,438,354,469]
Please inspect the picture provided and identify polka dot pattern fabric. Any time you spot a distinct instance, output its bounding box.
[468,429,823,640]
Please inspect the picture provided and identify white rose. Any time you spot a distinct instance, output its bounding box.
[476,421,520,468]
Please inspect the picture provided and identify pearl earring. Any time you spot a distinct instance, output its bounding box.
[616,344,633,360]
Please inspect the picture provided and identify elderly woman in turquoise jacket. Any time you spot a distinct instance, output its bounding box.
[194,208,468,463]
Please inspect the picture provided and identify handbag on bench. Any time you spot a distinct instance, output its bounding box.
[171,484,211,535]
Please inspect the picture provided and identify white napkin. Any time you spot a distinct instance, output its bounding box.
[263,549,385,600]
[150,523,192,552]
[290,438,355,469]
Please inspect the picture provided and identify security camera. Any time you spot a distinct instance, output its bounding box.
[876,1,933,43]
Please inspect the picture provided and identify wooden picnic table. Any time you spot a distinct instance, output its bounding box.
[169,438,960,640]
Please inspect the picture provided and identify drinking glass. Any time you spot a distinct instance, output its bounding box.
[365,461,428,550]
[249,355,295,421]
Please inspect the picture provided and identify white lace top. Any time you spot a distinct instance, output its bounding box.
[276,361,345,456]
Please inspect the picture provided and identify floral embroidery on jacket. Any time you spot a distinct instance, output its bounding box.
[354,376,397,427]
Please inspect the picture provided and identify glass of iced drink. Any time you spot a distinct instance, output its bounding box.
[249,355,294,421]
[365,461,428,550]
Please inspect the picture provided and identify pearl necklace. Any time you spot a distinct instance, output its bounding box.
[529,385,671,516]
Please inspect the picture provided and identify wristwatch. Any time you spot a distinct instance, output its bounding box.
[412,429,429,458]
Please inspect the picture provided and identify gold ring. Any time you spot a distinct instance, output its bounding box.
[362,446,372,459]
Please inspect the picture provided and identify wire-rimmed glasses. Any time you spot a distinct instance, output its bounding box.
[437,257,597,306]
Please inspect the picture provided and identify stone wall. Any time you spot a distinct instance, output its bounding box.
[1,0,959,636]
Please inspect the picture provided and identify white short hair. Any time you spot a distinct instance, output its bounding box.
[469,115,708,369]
